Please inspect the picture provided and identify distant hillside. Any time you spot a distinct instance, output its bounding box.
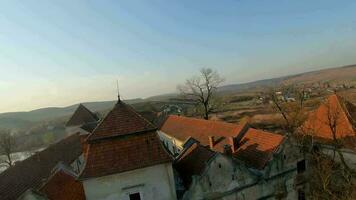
[1,64,355,130]
[0,98,144,129]
[219,64,356,93]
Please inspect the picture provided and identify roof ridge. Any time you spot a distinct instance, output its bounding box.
[335,95,356,130]
[66,104,98,127]
[87,101,156,141]
[79,104,98,119]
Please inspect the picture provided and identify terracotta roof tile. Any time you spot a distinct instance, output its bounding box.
[160,115,246,145]
[303,94,356,140]
[233,128,284,170]
[0,134,82,200]
[80,131,172,179]
[88,101,155,141]
[160,115,284,170]
[80,101,172,179]
[39,167,85,200]
[66,104,98,127]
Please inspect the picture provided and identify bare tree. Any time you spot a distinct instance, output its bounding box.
[323,97,354,173]
[178,68,224,120]
[300,96,355,199]
[0,129,15,167]
[269,87,307,135]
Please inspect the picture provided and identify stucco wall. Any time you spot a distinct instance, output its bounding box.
[82,163,177,200]
[183,142,302,200]
[321,146,356,169]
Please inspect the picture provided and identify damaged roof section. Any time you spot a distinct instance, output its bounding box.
[174,143,216,187]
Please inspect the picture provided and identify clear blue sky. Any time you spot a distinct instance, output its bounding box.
[1,0,356,112]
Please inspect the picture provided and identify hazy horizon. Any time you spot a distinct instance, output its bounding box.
[2,0,356,113]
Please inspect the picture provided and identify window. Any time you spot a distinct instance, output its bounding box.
[298,189,305,200]
[297,160,306,174]
[129,192,141,200]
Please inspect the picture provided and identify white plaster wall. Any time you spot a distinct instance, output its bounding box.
[183,152,300,200]
[83,163,177,200]
[322,147,356,169]
[157,131,184,155]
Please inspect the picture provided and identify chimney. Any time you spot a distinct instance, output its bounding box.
[230,122,250,152]
[208,136,215,149]
[223,144,232,155]
[229,136,239,153]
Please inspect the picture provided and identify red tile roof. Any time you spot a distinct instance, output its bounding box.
[303,94,356,140]
[80,101,172,179]
[0,134,82,200]
[80,131,172,179]
[88,101,155,141]
[160,115,246,146]
[174,143,215,187]
[160,115,284,169]
[233,128,284,170]
[39,166,85,200]
[66,104,98,127]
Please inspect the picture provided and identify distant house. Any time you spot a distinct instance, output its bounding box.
[160,115,305,200]
[0,134,83,200]
[302,94,356,168]
[303,94,355,142]
[79,99,177,200]
[65,104,99,135]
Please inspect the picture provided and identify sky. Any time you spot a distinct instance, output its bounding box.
[1,0,356,113]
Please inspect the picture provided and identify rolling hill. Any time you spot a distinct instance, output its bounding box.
[219,64,356,93]
[1,64,356,130]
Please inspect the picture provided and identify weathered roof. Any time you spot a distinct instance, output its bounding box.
[39,164,85,200]
[174,143,215,187]
[80,101,172,179]
[160,115,246,145]
[80,131,172,179]
[303,94,356,140]
[233,128,284,170]
[160,115,284,170]
[80,122,98,133]
[88,101,156,141]
[66,104,98,127]
[0,134,82,200]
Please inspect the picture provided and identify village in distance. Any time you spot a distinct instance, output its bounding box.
[1,1,356,200]
[0,65,356,200]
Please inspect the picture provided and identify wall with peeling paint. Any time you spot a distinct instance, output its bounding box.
[82,163,177,200]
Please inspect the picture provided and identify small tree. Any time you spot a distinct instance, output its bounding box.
[0,129,16,167]
[178,68,224,120]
